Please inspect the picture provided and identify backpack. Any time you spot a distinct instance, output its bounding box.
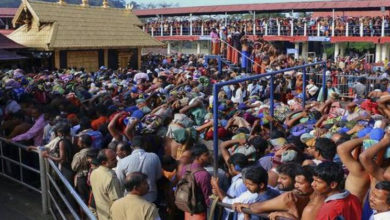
[175,166,206,214]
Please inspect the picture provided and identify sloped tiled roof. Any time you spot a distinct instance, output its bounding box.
[9,0,162,50]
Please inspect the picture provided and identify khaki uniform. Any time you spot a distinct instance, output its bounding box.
[90,166,123,220]
[110,194,159,220]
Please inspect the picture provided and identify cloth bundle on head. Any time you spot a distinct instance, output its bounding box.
[269,137,287,150]
[281,150,298,163]
[172,127,198,144]
[172,113,194,128]
[4,79,21,89]
[205,127,228,140]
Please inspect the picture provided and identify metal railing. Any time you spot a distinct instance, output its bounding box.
[215,200,293,220]
[210,62,326,219]
[0,137,96,220]
[211,61,327,167]
[143,18,390,37]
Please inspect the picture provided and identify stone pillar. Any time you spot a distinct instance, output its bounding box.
[382,16,385,37]
[375,43,382,63]
[317,23,320,36]
[334,43,340,60]
[54,50,60,69]
[189,13,193,36]
[304,22,307,36]
[302,42,308,59]
[294,43,299,59]
[253,11,256,36]
[381,44,388,62]
[331,20,335,37]
[197,41,201,55]
[167,41,171,55]
[339,43,345,58]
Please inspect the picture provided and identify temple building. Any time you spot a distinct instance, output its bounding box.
[8,0,163,71]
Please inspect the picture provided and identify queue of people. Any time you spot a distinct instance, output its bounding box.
[143,15,390,37]
[1,38,390,220]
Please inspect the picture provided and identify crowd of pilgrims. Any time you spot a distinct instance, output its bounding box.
[143,15,390,37]
[1,38,390,220]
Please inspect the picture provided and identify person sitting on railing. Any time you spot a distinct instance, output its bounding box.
[110,172,160,220]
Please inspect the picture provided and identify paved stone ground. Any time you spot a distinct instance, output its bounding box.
[0,175,52,220]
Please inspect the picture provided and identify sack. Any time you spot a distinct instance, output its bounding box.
[175,167,206,214]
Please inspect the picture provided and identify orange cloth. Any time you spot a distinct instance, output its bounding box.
[212,42,220,55]
[227,46,232,62]
[253,57,261,74]
[232,50,239,65]
[91,116,108,130]
[185,211,206,220]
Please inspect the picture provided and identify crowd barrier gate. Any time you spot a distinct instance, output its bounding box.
[0,137,96,220]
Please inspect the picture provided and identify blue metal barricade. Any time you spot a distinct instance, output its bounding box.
[212,61,327,176]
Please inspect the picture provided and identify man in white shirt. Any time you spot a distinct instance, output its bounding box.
[370,181,390,220]
[211,153,249,220]
[214,166,279,220]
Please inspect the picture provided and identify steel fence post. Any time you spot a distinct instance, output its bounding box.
[212,84,219,178]
[322,62,327,102]
[39,150,48,215]
[302,67,307,108]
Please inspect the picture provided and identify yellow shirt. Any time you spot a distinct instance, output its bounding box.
[90,166,123,220]
[110,194,159,220]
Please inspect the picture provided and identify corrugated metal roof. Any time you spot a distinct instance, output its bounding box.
[0,8,17,18]
[0,33,24,49]
[312,10,390,17]
[134,0,390,17]
[0,29,14,35]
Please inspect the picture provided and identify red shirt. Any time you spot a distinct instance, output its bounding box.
[91,116,108,130]
[316,191,362,220]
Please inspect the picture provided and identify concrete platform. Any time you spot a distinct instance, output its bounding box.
[0,175,52,220]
